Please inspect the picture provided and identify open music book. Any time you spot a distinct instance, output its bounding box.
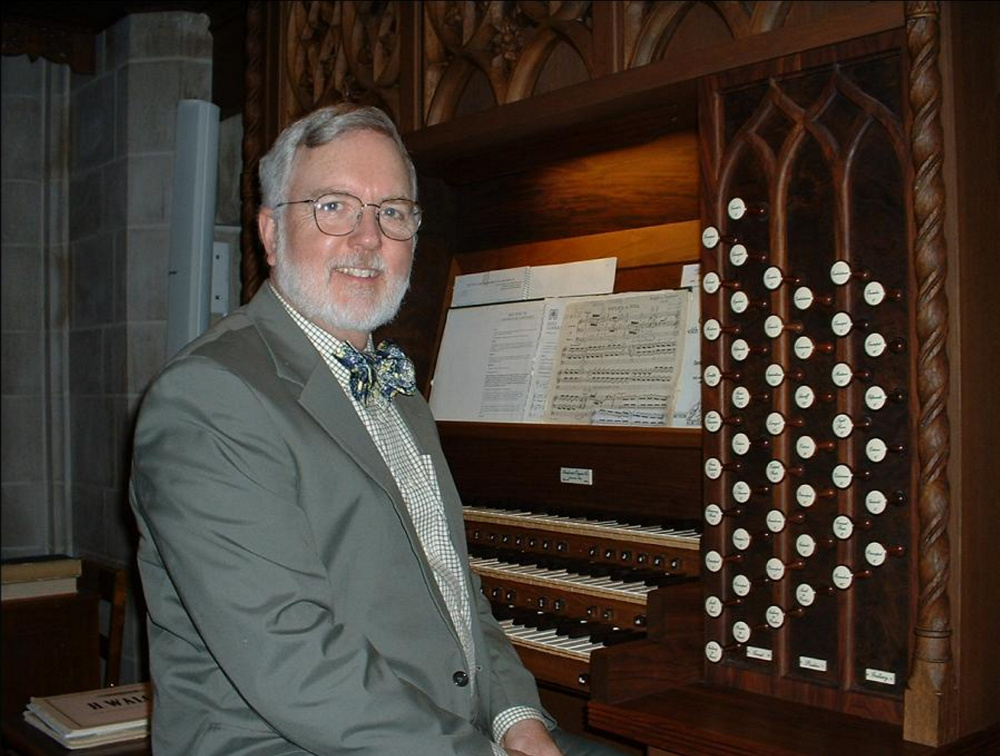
[430,267,701,427]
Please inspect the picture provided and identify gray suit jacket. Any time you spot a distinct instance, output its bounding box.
[129,284,548,755]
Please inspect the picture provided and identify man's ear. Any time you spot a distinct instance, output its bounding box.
[258,207,278,267]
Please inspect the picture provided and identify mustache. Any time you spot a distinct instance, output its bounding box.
[325,253,385,274]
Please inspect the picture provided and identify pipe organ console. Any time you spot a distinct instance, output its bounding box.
[244,1,998,751]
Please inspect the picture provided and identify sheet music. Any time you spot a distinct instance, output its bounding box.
[523,301,568,421]
[451,258,616,308]
[671,264,702,427]
[429,301,546,422]
[543,290,690,425]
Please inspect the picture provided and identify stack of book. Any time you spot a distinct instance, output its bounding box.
[23,682,151,749]
[1,554,82,600]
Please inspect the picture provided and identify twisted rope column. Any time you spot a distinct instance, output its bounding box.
[903,1,957,745]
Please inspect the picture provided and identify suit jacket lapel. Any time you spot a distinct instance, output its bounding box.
[247,285,398,503]
[245,286,462,632]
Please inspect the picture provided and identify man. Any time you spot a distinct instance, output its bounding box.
[130,104,622,755]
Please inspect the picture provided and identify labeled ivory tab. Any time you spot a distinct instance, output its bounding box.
[730,339,750,361]
[832,564,854,589]
[703,364,722,387]
[799,655,828,672]
[793,336,815,359]
[731,433,751,455]
[704,410,723,433]
[765,459,786,483]
[703,318,722,341]
[732,574,751,596]
[863,281,886,306]
[865,385,888,410]
[763,266,784,290]
[765,363,785,387]
[730,290,749,312]
[705,550,724,572]
[866,438,888,463]
[831,362,853,387]
[765,412,786,435]
[732,620,752,643]
[560,467,593,485]
[796,483,818,507]
[795,385,815,409]
[732,481,751,503]
[732,386,750,408]
[703,271,721,294]
[832,464,854,489]
[831,311,853,336]
[704,457,723,479]
[832,413,854,438]
[865,489,888,515]
[830,260,852,285]
[705,641,724,662]
[764,315,784,338]
[793,286,814,310]
[796,435,817,459]
[865,668,897,685]
[865,541,888,566]
[702,227,721,248]
[865,332,887,357]
[705,595,723,617]
[796,533,817,557]
[727,197,747,220]
[766,510,786,533]
[766,557,786,581]
[796,583,816,606]
[730,244,749,266]
[746,646,773,661]
[732,528,751,550]
[704,504,723,526]
[765,605,785,628]
[832,515,854,540]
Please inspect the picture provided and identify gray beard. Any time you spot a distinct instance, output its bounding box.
[272,230,411,335]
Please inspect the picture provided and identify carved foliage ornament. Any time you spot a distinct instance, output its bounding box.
[285,1,401,122]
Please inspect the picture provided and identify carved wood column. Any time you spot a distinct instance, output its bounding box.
[902,1,958,746]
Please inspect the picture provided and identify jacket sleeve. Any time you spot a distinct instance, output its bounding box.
[130,355,498,756]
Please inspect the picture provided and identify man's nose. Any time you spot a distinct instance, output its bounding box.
[351,204,383,243]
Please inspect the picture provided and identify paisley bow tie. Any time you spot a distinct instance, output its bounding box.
[331,339,416,405]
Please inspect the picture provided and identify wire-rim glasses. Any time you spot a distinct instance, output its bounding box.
[276,191,422,241]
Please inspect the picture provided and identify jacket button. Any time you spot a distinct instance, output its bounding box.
[452,670,469,687]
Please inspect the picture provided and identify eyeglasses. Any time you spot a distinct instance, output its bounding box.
[276,191,422,241]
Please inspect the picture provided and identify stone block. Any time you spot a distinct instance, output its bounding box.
[128,12,212,61]
[1,95,42,181]
[127,154,172,226]
[70,233,115,328]
[1,244,42,331]
[125,226,170,322]
[1,331,42,396]
[71,74,115,172]
[1,395,44,482]
[1,179,42,245]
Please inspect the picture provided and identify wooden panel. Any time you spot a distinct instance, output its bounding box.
[441,424,703,524]
[699,32,911,726]
[589,684,1000,756]
[1,593,100,721]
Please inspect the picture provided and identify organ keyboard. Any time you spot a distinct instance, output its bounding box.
[464,505,704,698]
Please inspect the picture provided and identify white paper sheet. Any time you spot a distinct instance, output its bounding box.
[451,258,617,308]
[429,301,546,422]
